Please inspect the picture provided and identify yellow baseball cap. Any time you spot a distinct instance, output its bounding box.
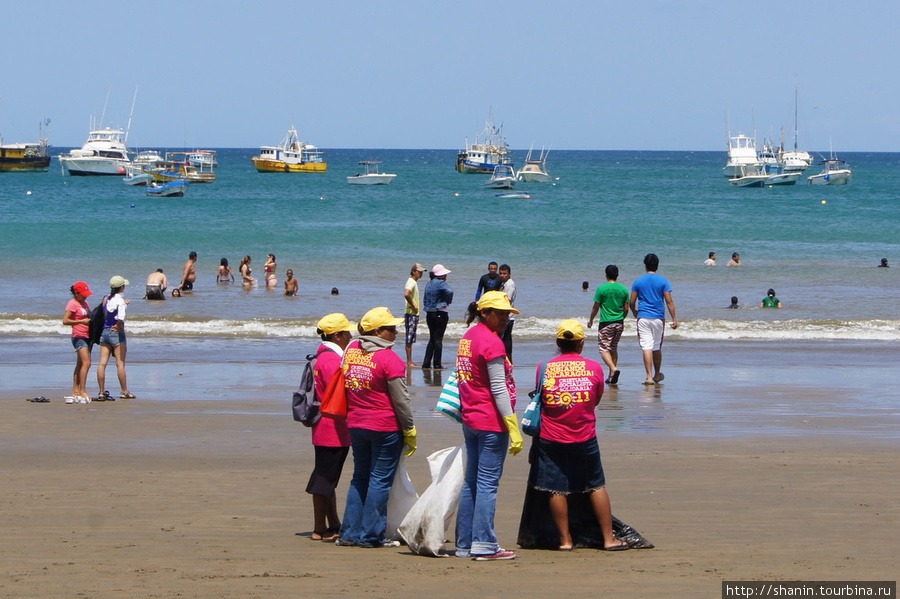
[360,307,404,332]
[476,291,519,314]
[317,313,353,336]
[556,319,585,340]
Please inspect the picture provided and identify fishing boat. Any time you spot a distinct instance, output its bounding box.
[807,159,852,186]
[729,168,769,188]
[122,149,163,185]
[347,161,396,185]
[722,133,762,179]
[0,138,51,172]
[484,164,517,189]
[516,146,551,182]
[251,126,326,173]
[146,179,189,197]
[456,117,513,173]
[164,152,216,183]
[60,90,137,176]
[59,127,131,176]
[188,150,217,168]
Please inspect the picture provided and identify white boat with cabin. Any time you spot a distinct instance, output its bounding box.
[347,161,397,185]
[723,133,762,179]
[59,127,131,176]
[807,159,851,186]
[485,164,517,189]
[517,146,551,182]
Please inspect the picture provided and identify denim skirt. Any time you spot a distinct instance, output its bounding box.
[533,436,606,495]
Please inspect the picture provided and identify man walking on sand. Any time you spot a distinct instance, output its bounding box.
[403,263,426,366]
[587,264,629,385]
[178,251,198,292]
[629,254,677,385]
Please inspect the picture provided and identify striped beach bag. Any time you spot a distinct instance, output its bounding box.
[435,370,462,423]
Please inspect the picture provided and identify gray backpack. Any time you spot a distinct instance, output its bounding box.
[292,353,321,426]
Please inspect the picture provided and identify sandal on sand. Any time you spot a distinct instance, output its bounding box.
[601,541,630,551]
[120,392,136,399]
[27,396,50,403]
[311,531,326,541]
[321,528,340,542]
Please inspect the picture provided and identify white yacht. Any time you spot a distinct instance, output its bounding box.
[59,127,131,176]
[722,133,762,179]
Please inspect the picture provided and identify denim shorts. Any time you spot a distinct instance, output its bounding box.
[72,337,90,351]
[100,328,126,347]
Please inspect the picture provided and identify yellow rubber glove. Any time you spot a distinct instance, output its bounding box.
[402,427,417,457]
[503,415,523,456]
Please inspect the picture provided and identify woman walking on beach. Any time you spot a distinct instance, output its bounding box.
[307,313,354,542]
[239,255,256,287]
[63,281,93,403]
[337,307,416,548]
[264,254,278,289]
[520,319,629,551]
[217,258,234,283]
[96,276,135,400]
[422,264,453,369]
[455,291,522,561]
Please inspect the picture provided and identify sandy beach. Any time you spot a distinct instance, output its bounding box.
[3,338,898,598]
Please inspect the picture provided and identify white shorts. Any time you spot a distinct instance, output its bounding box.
[636,318,665,351]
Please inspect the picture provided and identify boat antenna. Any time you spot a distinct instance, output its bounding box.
[125,86,138,143]
[793,82,800,150]
[99,87,111,128]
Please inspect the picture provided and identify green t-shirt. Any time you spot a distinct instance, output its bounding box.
[593,281,630,322]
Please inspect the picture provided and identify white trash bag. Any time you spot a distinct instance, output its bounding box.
[398,445,466,556]
[386,455,419,541]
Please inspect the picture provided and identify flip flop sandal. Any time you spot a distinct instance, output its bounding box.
[27,397,50,403]
[120,392,136,399]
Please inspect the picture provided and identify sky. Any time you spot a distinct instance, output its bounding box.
[3,1,898,151]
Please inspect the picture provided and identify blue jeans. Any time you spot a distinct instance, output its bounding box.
[340,428,403,547]
[455,424,509,556]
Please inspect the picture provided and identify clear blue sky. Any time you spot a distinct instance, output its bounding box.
[3,1,897,151]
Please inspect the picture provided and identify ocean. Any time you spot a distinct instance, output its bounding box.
[2,148,897,339]
[3,147,899,437]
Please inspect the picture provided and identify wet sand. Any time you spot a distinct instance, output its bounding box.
[3,361,898,598]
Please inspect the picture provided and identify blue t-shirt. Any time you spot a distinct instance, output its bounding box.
[631,273,672,320]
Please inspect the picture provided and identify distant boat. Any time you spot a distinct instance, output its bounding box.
[807,159,852,186]
[456,117,512,173]
[729,164,769,188]
[146,179,189,197]
[764,172,802,186]
[780,86,813,173]
[251,126,326,173]
[723,133,762,179]
[495,191,531,199]
[122,172,153,186]
[60,90,137,176]
[517,146,551,182]
[347,161,396,185]
[485,164,517,189]
[0,134,51,172]
[163,151,216,183]
[187,150,217,168]
[59,127,131,176]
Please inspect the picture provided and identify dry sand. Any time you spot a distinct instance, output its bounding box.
[3,384,897,599]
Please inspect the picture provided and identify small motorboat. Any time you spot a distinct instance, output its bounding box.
[764,172,802,186]
[517,146,551,182]
[123,172,154,186]
[146,179,189,197]
[807,159,852,186]
[347,161,397,185]
[495,192,531,199]
[485,164,516,189]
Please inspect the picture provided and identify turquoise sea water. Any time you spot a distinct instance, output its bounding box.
[1,148,897,341]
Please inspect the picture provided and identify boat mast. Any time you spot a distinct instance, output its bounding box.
[125,86,138,143]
